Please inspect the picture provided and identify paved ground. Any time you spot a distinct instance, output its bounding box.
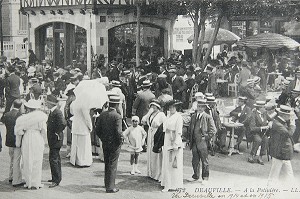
[1,99,300,199]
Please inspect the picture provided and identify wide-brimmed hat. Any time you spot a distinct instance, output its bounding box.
[206,96,216,103]
[24,99,41,109]
[254,100,266,107]
[238,96,248,101]
[149,99,161,109]
[108,95,121,104]
[46,94,58,105]
[166,99,182,108]
[111,80,121,87]
[247,79,255,85]
[142,80,152,88]
[276,105,292,115]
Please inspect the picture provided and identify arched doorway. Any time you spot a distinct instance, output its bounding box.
[108,22,165,63]
[35,22,87,72]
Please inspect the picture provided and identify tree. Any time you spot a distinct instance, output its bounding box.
[182,0,297,68]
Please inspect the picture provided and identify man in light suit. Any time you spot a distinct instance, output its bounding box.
[132,80,155,122]
[230,96,252,150]
[188,99,217,184]
[248,101,269,165]
[95,95,123,193]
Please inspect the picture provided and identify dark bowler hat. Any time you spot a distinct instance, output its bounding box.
[276,105,292,115]
[253,100,266,107]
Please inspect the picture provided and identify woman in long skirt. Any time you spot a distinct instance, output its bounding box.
[15,99,48,189]
[142,99,166,181]
[161,100,184,192]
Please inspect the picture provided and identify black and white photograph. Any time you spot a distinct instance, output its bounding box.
[1,0,300,198]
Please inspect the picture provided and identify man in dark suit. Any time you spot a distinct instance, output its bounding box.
[123,70,137,118]
[248,101,269,165]
[2,99,23,186]
[132,80,155,122]
[268,105,296,186]
[53,72,65,97]
[188,99,217,184]
[3,65,20,115]
[169,66,187,103]
[230,96,252,150]
[95,95,123,193]
[46,95,66,188]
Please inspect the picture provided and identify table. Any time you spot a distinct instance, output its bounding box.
[223,122,244,156]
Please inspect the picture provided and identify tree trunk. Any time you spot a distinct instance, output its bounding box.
[196,6,207,66]
[192,8,199,64]
[202,11,223,68]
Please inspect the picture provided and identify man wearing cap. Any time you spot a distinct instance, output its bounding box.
[95,95,123,193]
[248,101,270,165]
[188,99,217,183]
[3,65,21,115]
[238,61,252,90]
[169,66,187,103]
[46,95,66,188]
[268,105,296,186]
[230,96,252,150]
[132,80,155,123]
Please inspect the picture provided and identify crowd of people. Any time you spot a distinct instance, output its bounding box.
[0,46,299,192]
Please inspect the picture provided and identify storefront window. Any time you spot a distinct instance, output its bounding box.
[108,23,164,62]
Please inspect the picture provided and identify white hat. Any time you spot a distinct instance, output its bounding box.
[24,99,41,109]
[195,92,204,98]
[131,116,140,122]
[276,105,292,115]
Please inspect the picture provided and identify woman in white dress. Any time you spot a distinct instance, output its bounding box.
[15,99,47,189]
[161,100,184,192]
[142,99,166,181]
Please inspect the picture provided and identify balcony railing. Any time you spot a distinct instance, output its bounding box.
[20,0,152,9]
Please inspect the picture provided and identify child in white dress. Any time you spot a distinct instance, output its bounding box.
[123,116,147,175]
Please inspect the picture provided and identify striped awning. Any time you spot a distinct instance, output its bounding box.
[236,33,300,50]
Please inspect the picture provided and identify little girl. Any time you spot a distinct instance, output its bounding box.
[123,116,147,175]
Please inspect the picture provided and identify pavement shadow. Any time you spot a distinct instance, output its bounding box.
[54,184,106,194]
[0,179,24,192]
[94,170,162,192]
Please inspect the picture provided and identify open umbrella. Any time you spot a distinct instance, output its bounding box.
[187,28,241,45]
[73,79,109,110]
[236,33,300,50]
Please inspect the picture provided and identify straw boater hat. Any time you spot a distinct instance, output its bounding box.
[158,73,167,78]
[286,77,294,81]
[205,93,213,97]
[276,105,292,115]
[168,65,177,73]
[253,76,261,84]
[197,98,208,106]
[291,88,300,94]
[238,96,248,101]
[206,96,216,103]
[74,68,81,73]
[195,67,201,71]
[149,99,161,109]
[142,80,152,88]
[195,92,204,99]
[265,102,277,110]
[24,99,41,109]
[108,95,121,104]
[111,80,121,87]
[247,79,255,85]
[123,70,131,76]
[253,100,266,107]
